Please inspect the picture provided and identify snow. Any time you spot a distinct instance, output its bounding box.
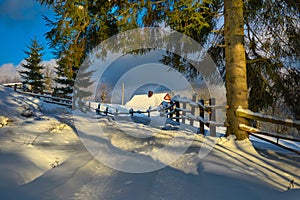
[236,106,300,128]
[125,92,170,111]
[0,85,300,199]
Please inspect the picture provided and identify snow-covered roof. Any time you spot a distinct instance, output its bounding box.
[125,92,171,110]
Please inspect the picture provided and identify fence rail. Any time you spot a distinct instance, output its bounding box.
[16,90,72,107]
[237,106,300,154]
[249,133,300,155]
[239,124,300,142]
[169,94,226,136]
[2,83,73,107]
[236,106,300,128]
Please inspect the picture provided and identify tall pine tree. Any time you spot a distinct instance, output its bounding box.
[19,38,45,94]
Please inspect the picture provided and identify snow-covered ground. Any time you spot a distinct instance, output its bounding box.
[0,85,299,200]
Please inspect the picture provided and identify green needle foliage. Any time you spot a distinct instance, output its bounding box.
[244,0,300,114]
[19,38,45,94]
[37,0,299,135]
[40,0,118,98]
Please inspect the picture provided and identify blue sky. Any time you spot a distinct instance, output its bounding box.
[0,0,54,66]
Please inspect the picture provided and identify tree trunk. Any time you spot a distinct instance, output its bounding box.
[224,0,249,140]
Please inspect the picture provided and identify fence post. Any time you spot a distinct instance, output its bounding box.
[175,100,180,122]
[209,98,216,137]
[182,101,187,124]
[96,103,101,114]
[129,108,134,116]
[190,93,197,126]
[199,98,205,135]
[105,107,109,116]
[169,102,174,119]
[147,106,151,117]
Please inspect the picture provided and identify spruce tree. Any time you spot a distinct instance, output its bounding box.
[19,38,45,94]
[52,52,77,98]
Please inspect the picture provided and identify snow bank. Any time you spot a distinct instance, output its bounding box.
[0,86,80,191]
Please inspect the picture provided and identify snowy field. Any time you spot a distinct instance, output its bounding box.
[0,85,300,200]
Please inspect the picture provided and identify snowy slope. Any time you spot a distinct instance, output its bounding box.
[0,85,300,200]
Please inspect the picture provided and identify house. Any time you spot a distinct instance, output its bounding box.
[125,91,171,110]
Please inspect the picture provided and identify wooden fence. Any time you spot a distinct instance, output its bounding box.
[94,97,300,154]
[18,91,72,107]
[236,106,300,154]
[163,94,226,136]
[11,78,298,154]
[2,83,72,107]
[95,104,156,118]
[95,93,226,136]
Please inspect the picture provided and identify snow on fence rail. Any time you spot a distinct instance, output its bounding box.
[236,106,300,129]
[236,106,300,154]
[2,82,23,89]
